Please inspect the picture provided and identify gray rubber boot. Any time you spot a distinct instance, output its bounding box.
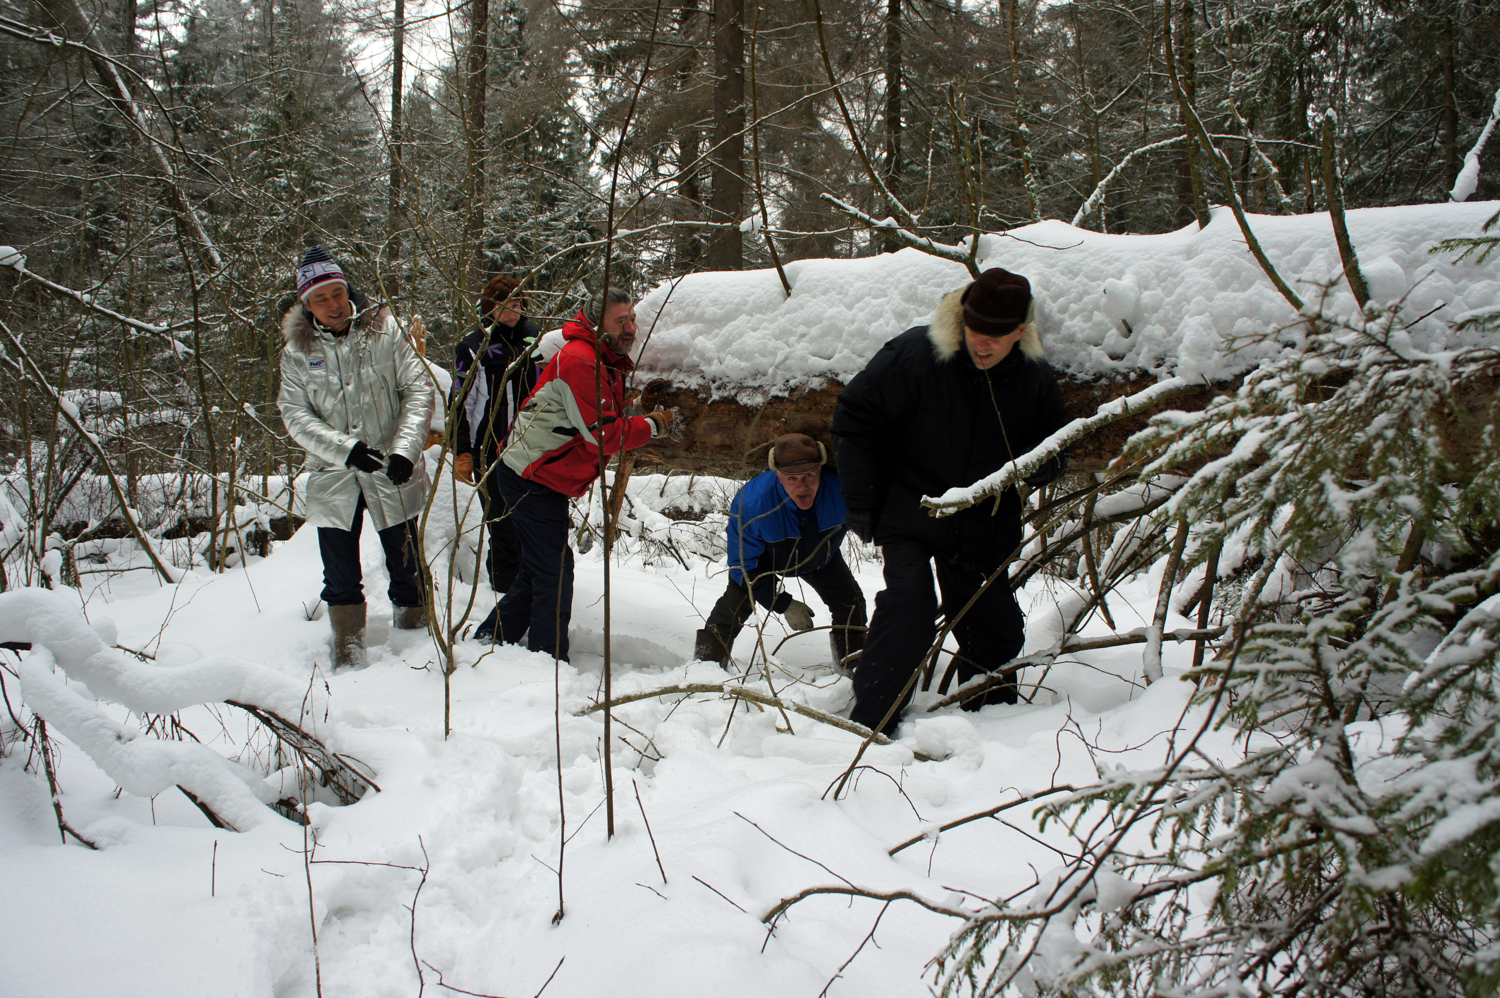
[693,628,730,669]
[393,605,427,631]
[329,603,367,670]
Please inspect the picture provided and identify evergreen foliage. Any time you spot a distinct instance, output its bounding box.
[930,282,1500,996]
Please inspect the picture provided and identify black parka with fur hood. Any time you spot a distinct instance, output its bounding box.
[831,286,1068,569]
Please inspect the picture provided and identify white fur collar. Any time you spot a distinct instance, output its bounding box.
[926,287,1043,363]
[281,301,388,354]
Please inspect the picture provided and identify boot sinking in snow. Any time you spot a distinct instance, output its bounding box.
[392,605,427,631]
[329,603,367,670]
[693,628,731,670]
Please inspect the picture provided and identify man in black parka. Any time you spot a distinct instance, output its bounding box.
[831,267,1068,735]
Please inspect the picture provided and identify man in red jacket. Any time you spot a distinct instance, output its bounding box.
[473,286,674,660]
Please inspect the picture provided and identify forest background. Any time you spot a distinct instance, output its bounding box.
[2,0,1499,528]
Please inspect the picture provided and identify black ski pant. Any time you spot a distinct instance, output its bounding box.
[848,540,1024,735]
[318,492,424,610]
[701,554,867,663]
[480,460,521,592]
[477,464,574,661]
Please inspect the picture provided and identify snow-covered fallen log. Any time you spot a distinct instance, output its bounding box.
[0,588,331,722]
[0,587,375,830]
[17,652,285,830]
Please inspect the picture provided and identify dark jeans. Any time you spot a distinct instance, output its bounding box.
[479,460,521,591]
[317,492,424,608]
[702,555,867,662]
[849,540,1024,735]
[477,464,573,660]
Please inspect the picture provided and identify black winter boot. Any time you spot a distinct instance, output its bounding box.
[830,625,865,673]
[693,627,730,669]
[329,603,367,670]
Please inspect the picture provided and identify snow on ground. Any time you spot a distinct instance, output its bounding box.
[635,201,1500,391]
[4,201,1490,996]
[1,467,1217,998]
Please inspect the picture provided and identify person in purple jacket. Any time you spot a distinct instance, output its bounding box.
[694,433,867,671]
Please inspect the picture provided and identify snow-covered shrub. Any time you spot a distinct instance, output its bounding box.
[931,302,1500,996]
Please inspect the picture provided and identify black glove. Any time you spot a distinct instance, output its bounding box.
[385,454,414,485]
[846,509,876,544]
[1023,453,1069,487]
[346,441,386,474]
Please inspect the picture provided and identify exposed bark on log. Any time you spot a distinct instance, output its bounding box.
[636,374,1233,476]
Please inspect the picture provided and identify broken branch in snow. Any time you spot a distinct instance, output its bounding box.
[226,700,378,806]
[762,884,971,928]
[582,683,893,745]
[887,784,1080,855]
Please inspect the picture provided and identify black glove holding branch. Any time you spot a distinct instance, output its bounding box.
[346,440,386,474]
[845,509,876,544]
[385,454,414,485]
[1023,452,1069,487]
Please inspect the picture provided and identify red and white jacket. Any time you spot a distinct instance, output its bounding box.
[501,311,654,497]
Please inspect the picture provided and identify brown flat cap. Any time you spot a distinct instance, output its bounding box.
[768,433,827,474]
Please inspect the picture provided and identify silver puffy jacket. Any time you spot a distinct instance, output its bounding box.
[278,302,433,531]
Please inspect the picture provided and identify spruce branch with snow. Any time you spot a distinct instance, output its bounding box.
[928,300,1500,996]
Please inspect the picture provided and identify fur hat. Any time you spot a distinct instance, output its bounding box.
[962,267,1031,337]
[296,246,347,301]
[768,433,827,474]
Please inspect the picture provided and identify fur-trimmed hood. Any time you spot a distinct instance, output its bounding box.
[281,294,389,354]
[926,286,1043,364]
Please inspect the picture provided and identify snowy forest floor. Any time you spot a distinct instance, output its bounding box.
[1,472,1274,998]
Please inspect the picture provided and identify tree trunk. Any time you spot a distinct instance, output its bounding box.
[709,0,744,271]
[881,0,902,252]
[675,0,704,272]
[388,0,405,297]
[1005,0,1039,222]
[1441,14,1458,190]
[464,0,490,289]
[1176,0,1209,228]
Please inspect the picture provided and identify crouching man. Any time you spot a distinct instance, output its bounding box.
[695,433,867,670]
[831,267,1067,735]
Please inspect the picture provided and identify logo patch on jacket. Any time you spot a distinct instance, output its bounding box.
[308,355,327,371]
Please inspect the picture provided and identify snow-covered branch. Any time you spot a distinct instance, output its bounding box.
[0,588,378,830]
[0,588,332,726]
[820,195,980,275]
[1072,136,1186,227]
[1451,85,1500,203]
[921,377,1198,516]
[18,651,286,831]
[0,247,192,348]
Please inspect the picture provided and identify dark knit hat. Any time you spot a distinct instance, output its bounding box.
[768,433,827,474]
[962,267,1031,337]
[296,246,347,301]
[478,275,529,317]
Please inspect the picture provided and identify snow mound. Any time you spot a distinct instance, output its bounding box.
[635,202,1500,392]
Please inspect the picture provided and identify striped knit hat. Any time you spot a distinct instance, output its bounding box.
[295,246,347,301]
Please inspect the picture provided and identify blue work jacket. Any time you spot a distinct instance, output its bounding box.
[728,469,848,611]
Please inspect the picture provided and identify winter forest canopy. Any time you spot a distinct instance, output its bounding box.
[3,0,1500,994]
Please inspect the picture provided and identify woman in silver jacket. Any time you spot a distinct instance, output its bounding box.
[278,246,434,668]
